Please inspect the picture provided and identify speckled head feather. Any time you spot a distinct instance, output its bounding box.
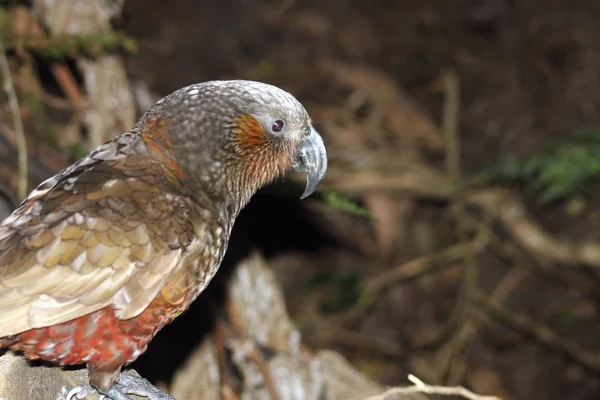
[138,80,317,209]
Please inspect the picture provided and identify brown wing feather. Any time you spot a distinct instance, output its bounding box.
[0,134,201,336]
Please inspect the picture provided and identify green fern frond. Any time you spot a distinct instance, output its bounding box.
[320,191,375,219]
[474,130,600,204]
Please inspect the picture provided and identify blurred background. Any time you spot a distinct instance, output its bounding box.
[1,0,600,399]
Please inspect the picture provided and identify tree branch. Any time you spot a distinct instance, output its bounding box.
[472,290,600,370]
[366,374,503,400]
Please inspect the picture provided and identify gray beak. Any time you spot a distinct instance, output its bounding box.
[292,126,328,199]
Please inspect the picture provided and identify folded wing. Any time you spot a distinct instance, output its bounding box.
[0,136,197,337]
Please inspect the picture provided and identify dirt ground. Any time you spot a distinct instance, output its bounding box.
[3,0,600,399]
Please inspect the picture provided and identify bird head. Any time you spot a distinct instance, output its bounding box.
[138,80,327,209]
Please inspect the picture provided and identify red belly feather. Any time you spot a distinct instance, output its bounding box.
[3,295,178,370]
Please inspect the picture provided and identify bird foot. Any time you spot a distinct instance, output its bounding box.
[112,373,176,400]
[66,385,103,400]
[66,373,175,400]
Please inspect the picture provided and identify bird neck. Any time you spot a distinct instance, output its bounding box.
[183,161,259,221]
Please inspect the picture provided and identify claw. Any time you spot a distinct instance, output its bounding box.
[66,373,175,400]
[66,385,100,400]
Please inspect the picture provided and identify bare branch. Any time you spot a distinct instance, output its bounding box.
[366,374,503,400]
[467,189,600,267]
[473,291,600,370]
[226,299,281,400]
[361,226,490,306]
[440,69,461,180]
[326,167,600,269]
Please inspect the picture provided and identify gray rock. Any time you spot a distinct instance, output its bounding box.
[0,352,146,400]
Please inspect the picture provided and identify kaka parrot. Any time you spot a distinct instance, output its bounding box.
[0,80,327,400]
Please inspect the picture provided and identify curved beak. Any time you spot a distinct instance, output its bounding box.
[292,126,328,199]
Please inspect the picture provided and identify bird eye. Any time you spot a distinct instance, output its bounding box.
[271,120,284,132]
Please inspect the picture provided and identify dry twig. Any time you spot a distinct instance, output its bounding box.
[318,323,404,359]
[13,75,73,110]
[467,189,600,268]
[366,374,503,400]
[22,14,86,115]
[225,299,281,400]
[50,63,86,113]
[472,291,600,371]
[0,35,28,199]
[328,168,600,269]
[433,68,480,385]
[361,226,490,307]
[440,69,461,180]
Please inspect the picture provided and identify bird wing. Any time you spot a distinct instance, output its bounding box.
[0,133,201,337]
